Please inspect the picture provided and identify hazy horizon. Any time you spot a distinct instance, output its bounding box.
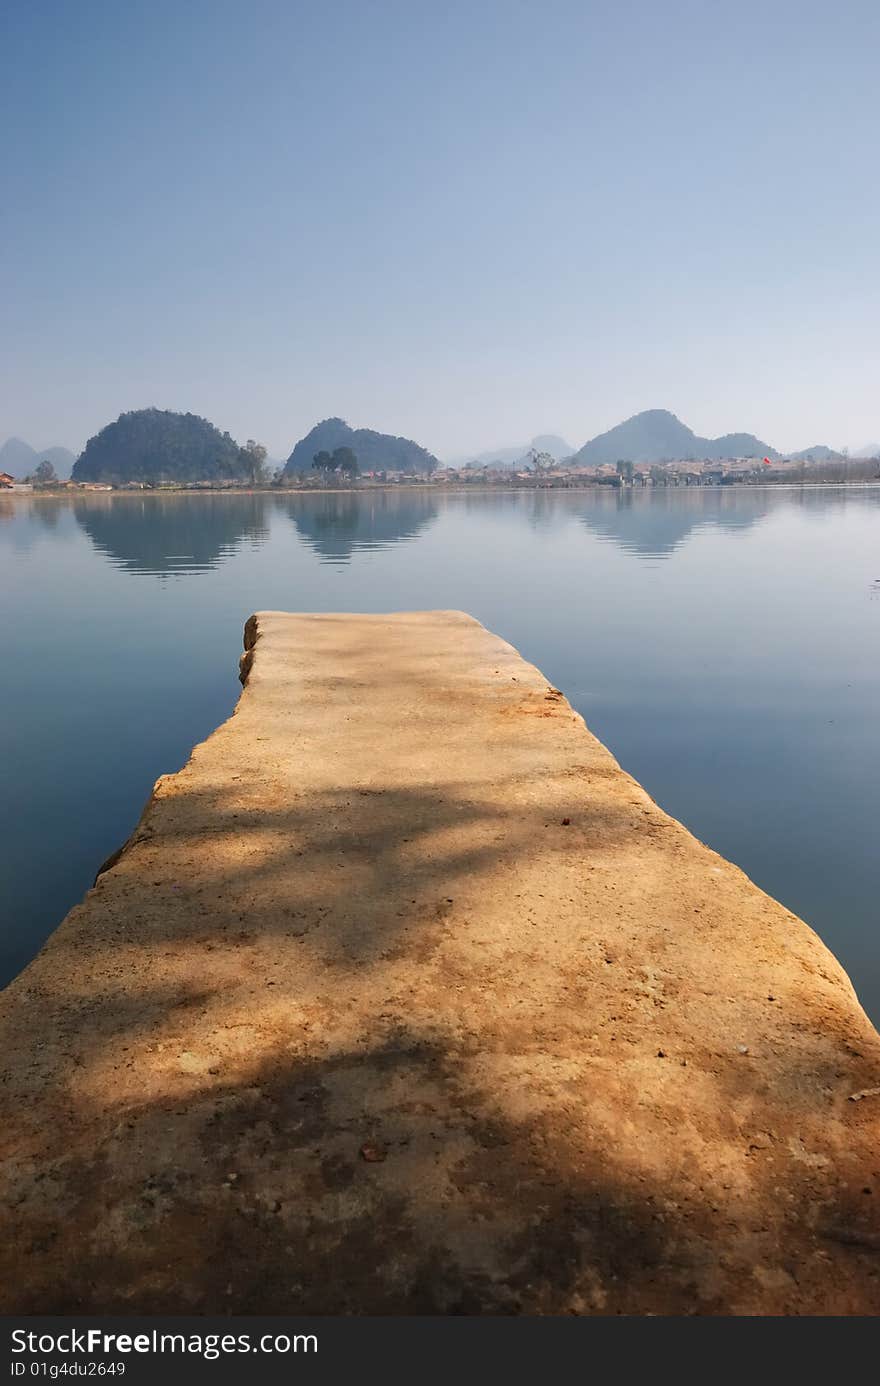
[2,0,878,458]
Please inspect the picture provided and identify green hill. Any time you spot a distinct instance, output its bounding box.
[72,409,246,485]
[283,418,438,475]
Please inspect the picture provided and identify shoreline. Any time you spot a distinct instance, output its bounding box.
[8,479,880,499]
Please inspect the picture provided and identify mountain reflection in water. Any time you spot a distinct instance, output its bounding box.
[281,490,438,564]
[67,490,441,575]
[60,486,871,578]
[72,494,270,575]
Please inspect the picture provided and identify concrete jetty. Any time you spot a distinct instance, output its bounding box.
[1,611,879,1314]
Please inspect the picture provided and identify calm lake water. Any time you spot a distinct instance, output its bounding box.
[2,487,879,1023]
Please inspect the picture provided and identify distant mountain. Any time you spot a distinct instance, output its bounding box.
[0,438,76,479]
[284,418,438,475]
[72,408,246,484]
[854,442,880,459]
[787,445,844,463]
[39,446,76,477]
[530,434,576,460]
[0,438,36,477]
[458,434,576,468]
[574,410,778,465]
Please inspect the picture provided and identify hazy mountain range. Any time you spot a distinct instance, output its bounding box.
[0,437,76,479]
[3,410,877,486]
[458,413,879,468]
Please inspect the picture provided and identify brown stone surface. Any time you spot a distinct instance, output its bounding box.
[1,610,879,1314]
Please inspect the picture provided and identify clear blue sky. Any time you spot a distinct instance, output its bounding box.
[2,0,878,458]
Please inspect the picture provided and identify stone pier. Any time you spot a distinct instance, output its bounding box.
[1,611,878,1313]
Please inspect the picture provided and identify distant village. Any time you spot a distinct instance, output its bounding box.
[368,452,880,489]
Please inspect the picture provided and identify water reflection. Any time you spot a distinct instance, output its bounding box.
[73,494,270,575]
[568,486,877,560]
[6,497,70,530]
[569,488,774,559]
[17,485,880,579]
[0,495,82,550]
[70,489,441,575]
[282,489,438,564]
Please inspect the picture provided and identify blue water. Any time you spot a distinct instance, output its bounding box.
[2,486,878,1022]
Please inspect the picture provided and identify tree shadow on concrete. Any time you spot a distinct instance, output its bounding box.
[4,1016,879,1315]
[2,706,880,1313]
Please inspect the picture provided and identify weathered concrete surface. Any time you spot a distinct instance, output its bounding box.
[1,611,879,1315]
